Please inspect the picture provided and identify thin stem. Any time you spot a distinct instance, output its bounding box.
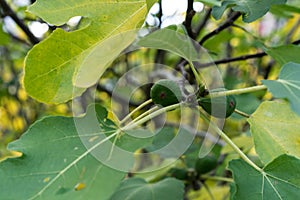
[234,109,250,118]
[200,174,234,183]
[199,12,241,45]
[120,99,153,125]
[122,103,181,131]
[195,8,212,37]
[198,52,266,68]
[183,0,195,38]
[125,105,159,127]
[201,114,262,172]
[189,61,202,85]
[207,85,267,98]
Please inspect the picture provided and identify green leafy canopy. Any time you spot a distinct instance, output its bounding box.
[24,0,148,103]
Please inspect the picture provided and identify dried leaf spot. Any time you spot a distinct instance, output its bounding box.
[43,177,50,183]
[74,182,86,191]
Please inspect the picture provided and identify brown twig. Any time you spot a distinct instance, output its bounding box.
[183,0,196,38]
[199,11,241,45]
[194,7,212,37]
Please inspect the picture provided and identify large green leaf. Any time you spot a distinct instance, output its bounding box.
[0,104,152,199]
[248,101,300,164]
[24,0,147,103]
[262,62,300,115]
[212,0,286,22]
[110,177,185,200]
[266,44,300,66]
[229,155,300,200]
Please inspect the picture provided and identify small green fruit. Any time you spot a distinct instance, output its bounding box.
[150,79,182,107]
[168,168,188,180]
[199,89,236,118]
[195,155,218,175]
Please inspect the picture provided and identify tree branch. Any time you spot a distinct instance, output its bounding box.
[183,0,195,38]
[194,7,212,37]
[199,11,241,45]
[0,0,39,44]
[198,39,300,68]
[199,52,266,68]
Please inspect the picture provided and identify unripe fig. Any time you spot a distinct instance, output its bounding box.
[195,155,218,175]
[199,89,236,118]
[150,79,182,107]
[168,168,188,180]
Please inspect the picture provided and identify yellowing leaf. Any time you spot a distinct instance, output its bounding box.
[24,0,147,103]
[248,101,300,164]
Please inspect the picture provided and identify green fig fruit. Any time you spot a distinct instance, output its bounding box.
[168,168,188,180]
[150,79,182,107]
[195,155,218,175]
[199,89,236,118]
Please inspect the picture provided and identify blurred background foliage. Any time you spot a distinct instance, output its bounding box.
[0,0,299,161]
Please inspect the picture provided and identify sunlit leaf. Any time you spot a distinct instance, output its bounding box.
[24,0,147,103]
[248,101,300,164]
[110,177,184,200]
[229,155,300,199]
[262,62,300,115]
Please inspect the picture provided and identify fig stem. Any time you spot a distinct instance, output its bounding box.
[201,114,263,172]
[234,109,250,118]
[122,103,181,131]
[189,61,202,86]
[207,85,267,98]
[200,174,234,183]
[120,99,153,125]
[125,105,159,128]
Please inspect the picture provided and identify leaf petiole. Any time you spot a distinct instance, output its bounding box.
[189,61,202,86]
[207,85,267,98]
[119,99,153,125]
[201,114,263,172]
[234,108,250,118]
[121,103,181,131]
